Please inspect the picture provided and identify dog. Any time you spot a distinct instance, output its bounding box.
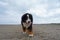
[21,13,33,36]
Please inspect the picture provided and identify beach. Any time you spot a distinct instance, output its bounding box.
[0,24,60,40]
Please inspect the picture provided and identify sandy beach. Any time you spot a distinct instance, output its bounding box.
[0,24,60,40]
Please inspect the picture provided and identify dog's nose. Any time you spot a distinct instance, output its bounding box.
[28,21,30,23]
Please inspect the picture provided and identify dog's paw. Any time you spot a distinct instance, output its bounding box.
[29,34,33,37]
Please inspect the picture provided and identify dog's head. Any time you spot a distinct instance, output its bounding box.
[21,13,33,27]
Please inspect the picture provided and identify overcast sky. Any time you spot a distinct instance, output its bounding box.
[0,0,60,24]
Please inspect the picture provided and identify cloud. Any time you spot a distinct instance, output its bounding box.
[0,1,8,6]
[0,0,60,24]
[26,5,48,17]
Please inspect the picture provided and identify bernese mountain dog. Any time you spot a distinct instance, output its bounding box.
[21,13,33,37]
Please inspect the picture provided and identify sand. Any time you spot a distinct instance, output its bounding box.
[0,24,60,40]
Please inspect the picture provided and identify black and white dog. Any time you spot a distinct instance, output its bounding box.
[21,13,33,36]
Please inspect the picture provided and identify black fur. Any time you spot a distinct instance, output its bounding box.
[21,13,33,32]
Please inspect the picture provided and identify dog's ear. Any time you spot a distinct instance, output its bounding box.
[30,14,33,22]
[21,14,26,22]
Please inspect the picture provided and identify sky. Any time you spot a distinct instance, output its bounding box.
[0,0,60,24]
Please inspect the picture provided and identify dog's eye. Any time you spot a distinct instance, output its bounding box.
[24,20,26,22]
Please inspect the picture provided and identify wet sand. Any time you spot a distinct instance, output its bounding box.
[0,24,60,40]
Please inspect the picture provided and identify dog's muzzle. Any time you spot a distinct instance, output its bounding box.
[23,22,31,28]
